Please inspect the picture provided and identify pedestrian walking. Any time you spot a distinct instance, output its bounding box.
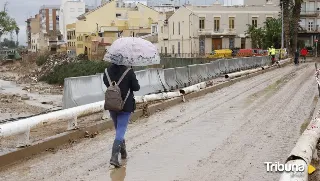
[294,50,300,65]
[103,37,160,168]
[300,47,308,63]
[268,46,276,65]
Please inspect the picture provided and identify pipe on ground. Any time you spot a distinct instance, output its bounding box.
[135,92,182,103]
[279,118,320,181]
[0,101,105,138]
[225,67,263,79]
[179,82,206,95]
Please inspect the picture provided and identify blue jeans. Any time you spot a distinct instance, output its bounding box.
[109,111,131,141]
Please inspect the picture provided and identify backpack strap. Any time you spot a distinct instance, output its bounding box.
[105,68,112,85]
[118,68,131,104]
[117,68,131,85]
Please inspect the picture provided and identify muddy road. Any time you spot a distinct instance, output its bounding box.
[0,63,317,181]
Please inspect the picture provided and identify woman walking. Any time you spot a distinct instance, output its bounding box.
[102,37,160,168]
[103,63,140,167]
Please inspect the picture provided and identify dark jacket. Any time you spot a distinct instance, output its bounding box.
[103,64,140,113]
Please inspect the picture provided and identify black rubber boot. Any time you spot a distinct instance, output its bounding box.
[110,140,122,168]
[120,140,127,159]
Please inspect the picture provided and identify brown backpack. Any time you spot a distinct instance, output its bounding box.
[104,68,131,111]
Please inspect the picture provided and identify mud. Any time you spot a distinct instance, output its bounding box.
[0,63,318,181]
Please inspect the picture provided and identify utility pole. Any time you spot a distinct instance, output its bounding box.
[281,1,284,49]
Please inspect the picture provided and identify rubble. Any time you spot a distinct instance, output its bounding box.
[21,94,31,100]
[19,53,80,84]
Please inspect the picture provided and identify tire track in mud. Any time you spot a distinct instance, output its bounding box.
[126,65,306,145]
[185,65,316,181]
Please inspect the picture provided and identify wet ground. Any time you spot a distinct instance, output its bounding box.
[0,62,63,121]
[0,63,318,181]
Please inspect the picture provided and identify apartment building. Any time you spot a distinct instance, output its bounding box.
[75,0,159,58]
[60,0,86,43]
[66,23,76,56]
[299,0,320,47]
[26,14,40,51]
[158,1,280,57]
[39,5,62,52]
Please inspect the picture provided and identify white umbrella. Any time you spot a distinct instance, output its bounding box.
[103,37,160,66]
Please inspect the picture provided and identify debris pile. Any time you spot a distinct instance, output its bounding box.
[19,53,80,83]
[0,93,24,104]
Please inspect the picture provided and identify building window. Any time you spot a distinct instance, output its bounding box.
[172,45,175,54]
[161,47,163,54]
[178,42,180,54]
[178,22,180,35]
[252,17,258,27]
[214,17,220,32]
[308,21,314,31]
[116,13,121,18]
[229,17,235,30]
[173,22,174,34]
[199,17,205,30]
[78,8,83,12]
[161,26,163,33]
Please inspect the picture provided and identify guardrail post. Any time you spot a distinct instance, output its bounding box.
[16,127,30,148]
[67,115,78,130]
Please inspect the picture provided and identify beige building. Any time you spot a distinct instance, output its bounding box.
[66,23,76,56]
[26,14,40,50]
[75,0,159,56]
[158,1,280,57]
[299,0,320,47]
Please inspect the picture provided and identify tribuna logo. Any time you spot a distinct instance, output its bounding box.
[264,162,305,172]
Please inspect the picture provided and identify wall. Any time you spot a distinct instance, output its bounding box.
[30,15,40,34]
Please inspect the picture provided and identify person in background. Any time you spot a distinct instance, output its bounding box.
[103,63,140,167]
[269,46,276,64]
[300,47,308,63]
[294,49,300,65]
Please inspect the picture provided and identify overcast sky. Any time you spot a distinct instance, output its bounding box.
[0,0,238,46]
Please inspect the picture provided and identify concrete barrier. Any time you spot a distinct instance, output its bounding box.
[62,75,105,109]
[62,56,272,108]
[135,70,154,96]
[218,59,229,74]
[175,66,190,88]
[198,64,209,81]
[206,61,221,78]
[148,68,169,93]
[188,65,202,84]
[164,68,178,91]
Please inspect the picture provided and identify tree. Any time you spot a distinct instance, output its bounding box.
[0,38,17,48]
[291,0,302,52]
[0,2,18,43]
[280,0,291,55]
[263,18,282,48]
[246,18,282,49]
[246,25,265,49]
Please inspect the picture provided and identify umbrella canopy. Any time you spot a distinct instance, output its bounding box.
[103,37,160,66]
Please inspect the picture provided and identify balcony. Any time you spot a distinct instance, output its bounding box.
[198,28,237,36]
[298,25,320,33]
[300,11,319,17]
